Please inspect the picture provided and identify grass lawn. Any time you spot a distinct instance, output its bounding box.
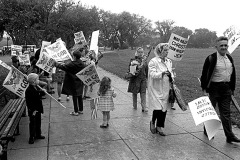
[98,48,240,128]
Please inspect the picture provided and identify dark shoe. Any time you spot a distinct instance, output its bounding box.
[28,137,34,144]
[226,136,240,143]
[100,124,107,128]
[150,121,156,134]
[35,135,45,139]
[156,128,166,136]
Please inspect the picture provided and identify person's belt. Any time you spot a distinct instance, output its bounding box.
[211,81,230,84]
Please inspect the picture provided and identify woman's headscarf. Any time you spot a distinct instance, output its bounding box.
[154,43,169,57]
[135,47,144,57]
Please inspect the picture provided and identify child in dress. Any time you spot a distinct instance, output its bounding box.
[97,76,117,128]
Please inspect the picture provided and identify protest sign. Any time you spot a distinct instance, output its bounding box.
[90,30,99,59]
[167,33,189,61]
[45,40,72,62]
[40,41,51,55]
[0,59,11,70]
[3,66,29,98]
[36,51,55,74]
[223,25,240,54]
[76,62,100,86]
[18,54,31,66]
[188,96,221,140]
[11,45,22,56]
[74,31,87,45]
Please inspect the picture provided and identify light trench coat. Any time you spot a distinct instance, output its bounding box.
[147,57,173,112]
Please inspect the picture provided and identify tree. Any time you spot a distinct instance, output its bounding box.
[118,12,152,49]
[0,0,57,46]
[98,10,118,49]
[172,26,192,38]
[189,28,217,48]
[155,19,174,43]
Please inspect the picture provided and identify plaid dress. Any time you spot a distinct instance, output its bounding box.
[97,88,116,111]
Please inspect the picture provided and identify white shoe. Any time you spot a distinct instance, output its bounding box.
[57,97,61,102]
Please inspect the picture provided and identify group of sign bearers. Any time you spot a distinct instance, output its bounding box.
[0,25,240,144]
[0,30,102,144]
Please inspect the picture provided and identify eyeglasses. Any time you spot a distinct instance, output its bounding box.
[220,44,228,47]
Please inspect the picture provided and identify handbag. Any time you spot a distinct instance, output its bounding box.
[168,87,175,103]
[172,84,188,111]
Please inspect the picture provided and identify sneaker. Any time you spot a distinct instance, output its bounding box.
[66,96,70,101]
[58,97,61,102]
[70,112,79,116]
[171,106,176,110]
[78,111,83,114]
[142,109,148,113]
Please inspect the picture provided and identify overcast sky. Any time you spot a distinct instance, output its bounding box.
[79,0,240,36]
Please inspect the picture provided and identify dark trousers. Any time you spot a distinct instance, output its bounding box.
[29,112,42,138]
[209,82,235,139]
[152,110,167,128]
[72,96,83,112]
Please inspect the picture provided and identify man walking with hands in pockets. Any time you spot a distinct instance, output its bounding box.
[200,36,240,143]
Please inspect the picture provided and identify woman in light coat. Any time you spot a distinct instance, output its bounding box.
[148,43,174,136]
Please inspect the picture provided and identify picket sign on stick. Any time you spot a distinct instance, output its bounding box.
[223,25,240,54]
[36,51,55,74]
[167,33,189,61]
[2,65,29,98]
[76,62,100,86]
[3,65,66,109]
[188,96,221,140]
[90,30,99,60]
[37,85,66,109]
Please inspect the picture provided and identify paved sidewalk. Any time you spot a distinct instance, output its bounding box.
[7,67,240,160]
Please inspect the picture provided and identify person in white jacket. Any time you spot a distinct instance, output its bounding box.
[148,43,174,136]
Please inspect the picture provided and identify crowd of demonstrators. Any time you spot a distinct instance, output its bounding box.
[148,43,174,136]
[200,36,240,143]
[127,47,149,112]
[10,34,240,146]
[97,76,117,128]
[25,73,47,144]
[53,49,88,116]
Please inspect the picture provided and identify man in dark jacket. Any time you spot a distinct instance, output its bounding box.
[25,73,47,144]
[200,36,240,143]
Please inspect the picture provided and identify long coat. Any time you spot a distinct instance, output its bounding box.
[56,59,85,96]
[148,57,173,112]
[127,57,148,94]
